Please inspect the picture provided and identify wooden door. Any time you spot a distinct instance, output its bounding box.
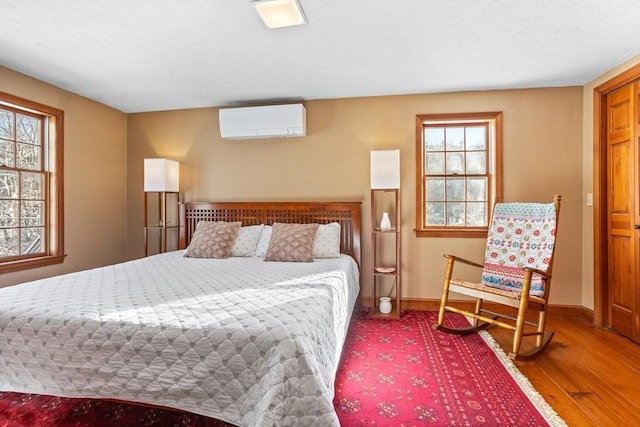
[606,80,639,342]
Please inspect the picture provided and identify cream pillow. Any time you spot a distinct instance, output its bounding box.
[231,224,264,257]
[313,222,341,258]
[264,223,319,262]
[254,225,273,258]
[184,221,241,259]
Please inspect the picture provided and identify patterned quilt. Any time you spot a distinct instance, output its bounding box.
[0,252,360,426]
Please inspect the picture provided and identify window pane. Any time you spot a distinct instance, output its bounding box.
[445,127,464,150]
[0,170,19,198]
[16,143,40,170]
[426,202,445,225]
[0,139,14,167]
[21,227,43,254]
[0,228,19,256]
[467,177,487,201]
[426,152,444,174]
[446,202,465,225]
[21,172,43,200]
[425,177,445,201]
[0,110,15,139]
[446,152,464,174]
[16,114,40,145]
[467,202,487,226]
[425,127,444,151]
[21,201,44,226]
[0,200,19,227]
[466,151,486,174]
[446,177,465,201]
[466,126,486,150]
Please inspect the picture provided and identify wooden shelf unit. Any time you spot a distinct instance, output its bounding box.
[370,188,401,318]
[144,191,179,256]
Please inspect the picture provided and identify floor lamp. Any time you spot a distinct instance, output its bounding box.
[144,158,179,256]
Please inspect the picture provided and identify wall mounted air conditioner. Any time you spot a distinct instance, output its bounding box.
[219,103,306,139]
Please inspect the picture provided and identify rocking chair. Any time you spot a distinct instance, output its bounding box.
[434,195,561,359]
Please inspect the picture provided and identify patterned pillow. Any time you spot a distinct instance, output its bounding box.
[254,225,273,258]
[313,222,341,258]
[231,224,264,257]
[264,223,319,262]
[184,221,241,259]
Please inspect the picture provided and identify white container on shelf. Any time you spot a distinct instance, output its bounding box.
[380,212,391,231]
[379,297,392,314]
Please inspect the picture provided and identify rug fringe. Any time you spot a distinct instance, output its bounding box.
[478,330,568,427]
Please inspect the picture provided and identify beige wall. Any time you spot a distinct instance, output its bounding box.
[581,54,640,310]
[0,66,128,287]
[128,87,584,305]
[4,57,638,307]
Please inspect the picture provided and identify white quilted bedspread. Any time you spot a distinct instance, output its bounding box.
[0,252,359,426]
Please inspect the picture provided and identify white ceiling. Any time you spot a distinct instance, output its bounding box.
[1,0,639,113]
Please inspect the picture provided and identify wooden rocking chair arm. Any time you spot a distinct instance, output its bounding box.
[443,254,484,269]
[523,266,551,279]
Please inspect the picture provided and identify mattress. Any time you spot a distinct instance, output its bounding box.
[0,251,360,426]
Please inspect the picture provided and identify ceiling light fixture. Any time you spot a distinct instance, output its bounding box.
[254,0,307,29]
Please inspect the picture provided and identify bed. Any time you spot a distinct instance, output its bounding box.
[0,201,361,426]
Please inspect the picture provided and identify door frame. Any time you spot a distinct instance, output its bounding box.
[593,63,640,326]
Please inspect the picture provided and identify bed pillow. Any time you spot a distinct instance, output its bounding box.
[231,224,264,257]
[313,222,341,258]
[254,225,273,258]
[184,221,241,259]
[264,222,319,262]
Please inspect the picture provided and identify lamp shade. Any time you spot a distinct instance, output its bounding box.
[370,150,400,189]
[144,158,179,192]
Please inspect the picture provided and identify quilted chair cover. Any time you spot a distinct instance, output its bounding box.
[481,202,558,297]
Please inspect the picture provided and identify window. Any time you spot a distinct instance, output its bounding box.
[0,92,65,272]
[415,112,502,237]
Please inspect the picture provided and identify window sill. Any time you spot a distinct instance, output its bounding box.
[415,228,488,238]
[0,254,67,274]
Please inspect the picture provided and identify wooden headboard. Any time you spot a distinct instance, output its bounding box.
[179,201,362,268]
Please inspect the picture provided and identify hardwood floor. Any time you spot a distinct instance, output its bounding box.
[487,315,640,426]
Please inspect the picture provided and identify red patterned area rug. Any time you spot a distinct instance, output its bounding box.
[334,310,566,426]
[0,310,565,426]
[0,393,231,427]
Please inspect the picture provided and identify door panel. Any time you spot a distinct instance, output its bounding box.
[635,81,640,339]
[606,82,638,342]
[610,236,633,338]
[610,142,630,213]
